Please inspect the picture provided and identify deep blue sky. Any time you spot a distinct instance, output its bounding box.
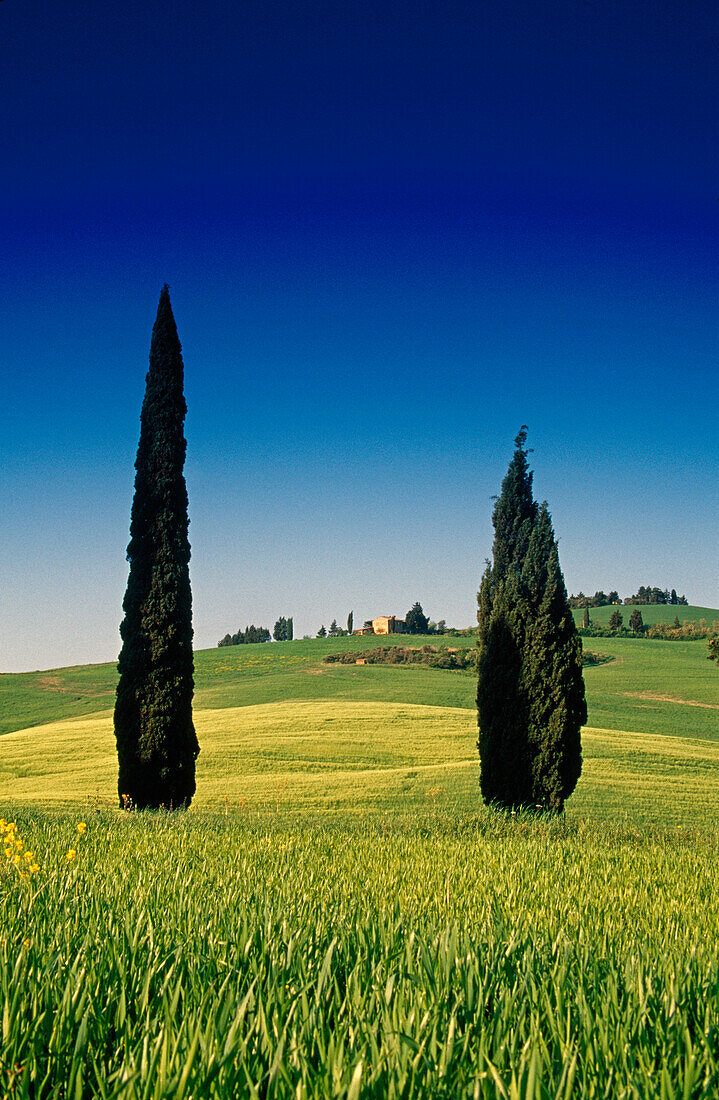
[2,0,718,672]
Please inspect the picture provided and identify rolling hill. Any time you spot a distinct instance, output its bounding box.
[2,624,719,824]
[571,602,718,628]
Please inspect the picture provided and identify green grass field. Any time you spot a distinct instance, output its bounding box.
[3,811,719,1097]
[3,628,719,1095]
[571,602,719,629]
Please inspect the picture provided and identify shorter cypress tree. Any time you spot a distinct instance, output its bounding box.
[477,432,586,812]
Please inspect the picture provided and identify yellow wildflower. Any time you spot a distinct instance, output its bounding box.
[29,864,40,874]
[76,822,87,835]
[66,849,77,862]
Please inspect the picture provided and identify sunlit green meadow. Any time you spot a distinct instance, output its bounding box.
[3,698,719,828]
[3,811,719,1097]
[3,632,719,1095]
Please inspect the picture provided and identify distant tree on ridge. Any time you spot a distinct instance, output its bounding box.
[405,602,429,634]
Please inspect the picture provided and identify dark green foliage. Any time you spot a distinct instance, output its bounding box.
[288,617,294,641]
[218,625,271,646]
[328,620,339,637]
[324,645,476,670]
[477,430,586,812]
[488,426,537,576]
[114,287,199,810]
[317,625,327,638]
[569,587,687,608]
[629,609,644,634]
[405,602,429,634]
[581,651,613,666]
[628,586,687,606]
[608,610,624,631]
[582,606,590,628]
[520,514,584,810]
[347,611,354,635]
[273,617,293,642]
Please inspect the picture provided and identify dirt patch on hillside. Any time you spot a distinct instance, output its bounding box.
[625,691,719,710]
[35,675,109,699]
[37,676,68,692]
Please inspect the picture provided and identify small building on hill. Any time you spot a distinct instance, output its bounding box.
[371,615,406,635]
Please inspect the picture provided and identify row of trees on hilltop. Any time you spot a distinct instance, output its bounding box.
[317,617,353,637]
[217,616,293,646]
[112,289,588,814]
[569,587,688,608]
[273,617,293,641]
[627,586,687,606]
[218,625,272,646]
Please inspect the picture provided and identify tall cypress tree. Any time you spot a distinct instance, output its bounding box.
[477,430,585,811]
[114,286,199,810]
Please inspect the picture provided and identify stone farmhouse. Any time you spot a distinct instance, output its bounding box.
[355,615,407,636]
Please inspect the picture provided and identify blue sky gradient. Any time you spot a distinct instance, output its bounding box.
[2,0,718,671]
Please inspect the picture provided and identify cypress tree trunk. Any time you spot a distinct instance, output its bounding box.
[477,432,585,812]
[114,286,199,810]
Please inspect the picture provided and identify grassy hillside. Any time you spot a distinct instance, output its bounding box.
[3,627,719,824]
[1,635,482,738]
[4,698,719,828]
[3,628,719,741]
[571,602,719,628]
